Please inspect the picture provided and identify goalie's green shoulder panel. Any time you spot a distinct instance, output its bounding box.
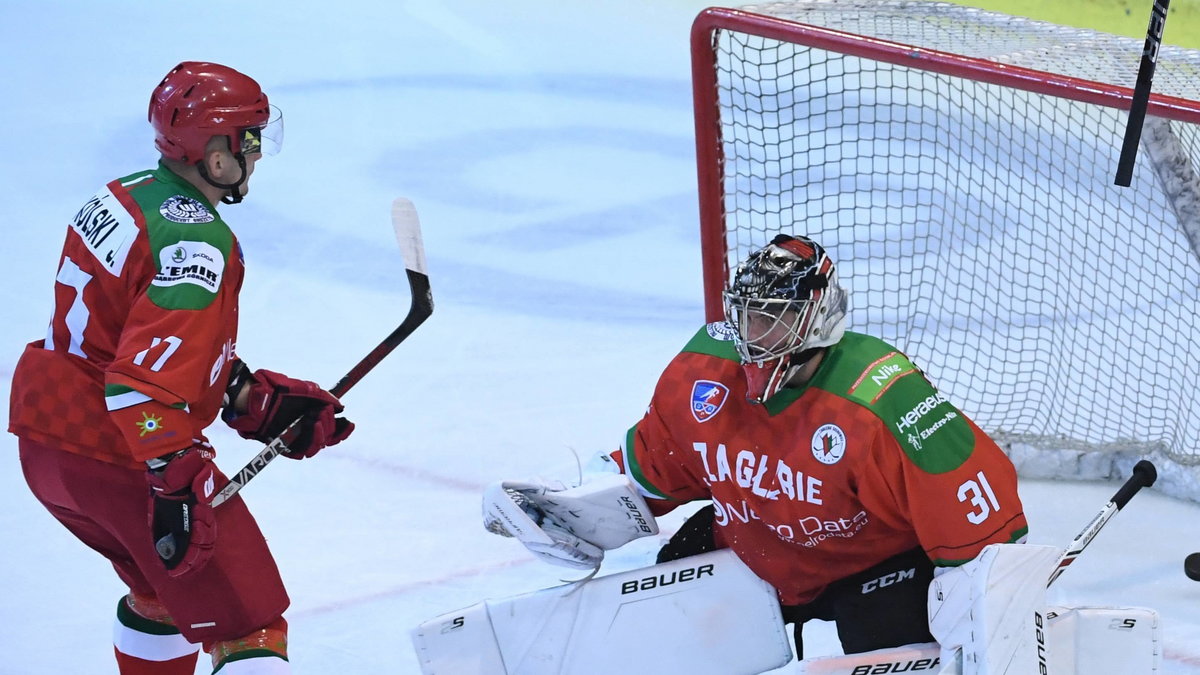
[120,164,235,311]
[681,321,742,362]
[808,332,975,474]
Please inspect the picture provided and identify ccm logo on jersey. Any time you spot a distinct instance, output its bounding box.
[620,564,714,595]
[691,380,729,423]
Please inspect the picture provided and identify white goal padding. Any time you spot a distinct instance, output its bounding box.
[411,549,792,675]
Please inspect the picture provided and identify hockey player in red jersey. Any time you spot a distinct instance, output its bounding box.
[9,62,353,674]
[486,234,1029,660]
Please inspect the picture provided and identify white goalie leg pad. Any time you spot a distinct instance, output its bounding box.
[927,543,1061,675]
[1046,605,1161,674]
[797,642,953,675]
[411,549,792,675]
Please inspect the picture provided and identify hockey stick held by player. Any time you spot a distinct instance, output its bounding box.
[222,362,354,459]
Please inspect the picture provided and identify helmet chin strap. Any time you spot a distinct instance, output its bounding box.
[196,153,250,205]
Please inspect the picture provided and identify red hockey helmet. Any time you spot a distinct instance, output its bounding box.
[148,62,272,163]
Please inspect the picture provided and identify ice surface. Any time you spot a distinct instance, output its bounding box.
[1,2,1197,673]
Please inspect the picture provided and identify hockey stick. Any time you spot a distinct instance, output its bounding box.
[1046,459,1157,586]
[209,198,433,508]
[1114,0,1171,186]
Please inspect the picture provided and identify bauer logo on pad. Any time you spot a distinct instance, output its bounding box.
[691,380,729,423]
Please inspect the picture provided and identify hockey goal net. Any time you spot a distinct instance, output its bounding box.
[691,1,1200,501]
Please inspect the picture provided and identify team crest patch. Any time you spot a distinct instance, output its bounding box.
[812,423,847,464]
[705,321,738,341]
[691,380,729,423]
[160,195,215,224]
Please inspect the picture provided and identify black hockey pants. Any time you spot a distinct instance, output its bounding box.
[657,504,936,659]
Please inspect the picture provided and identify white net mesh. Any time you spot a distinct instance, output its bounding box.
[697,0,1200,500]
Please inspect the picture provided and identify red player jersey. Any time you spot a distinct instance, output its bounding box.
[615,323,1028,605]
[9,163,244,468]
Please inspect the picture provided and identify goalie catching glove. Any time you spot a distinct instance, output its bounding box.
[482,473,659,570]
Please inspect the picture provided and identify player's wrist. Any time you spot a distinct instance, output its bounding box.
[145,448,188,472]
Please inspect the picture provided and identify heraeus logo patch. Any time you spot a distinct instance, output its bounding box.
[691,380,729,423]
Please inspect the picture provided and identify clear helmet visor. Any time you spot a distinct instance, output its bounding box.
[239,105,284,156]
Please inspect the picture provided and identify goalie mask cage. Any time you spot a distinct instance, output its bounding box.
[691,1,1200,502]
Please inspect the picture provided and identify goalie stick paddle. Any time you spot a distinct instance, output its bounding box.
[208,198,433,508]
[1046,459,1157,586]
[1114,0,1171,187]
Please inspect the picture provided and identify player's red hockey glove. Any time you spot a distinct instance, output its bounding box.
[147,443,218,577]
[224,368,354,458]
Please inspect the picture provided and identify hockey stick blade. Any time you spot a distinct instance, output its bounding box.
[1047,460,1156,586]
[209,198,433,508]
[1114,0,1171,186]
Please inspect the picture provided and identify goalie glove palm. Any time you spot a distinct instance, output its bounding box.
[483,481,604,570]
[482,474,659,570]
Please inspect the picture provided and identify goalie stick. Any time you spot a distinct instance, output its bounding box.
[209,198,433,508]
[1046,459,1157,586]
[1115,0,1171,186]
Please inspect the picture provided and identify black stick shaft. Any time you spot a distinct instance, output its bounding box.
[1115,0,1172,186]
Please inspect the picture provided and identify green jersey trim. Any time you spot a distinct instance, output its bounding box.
[681,323,740,362]
[104,385,152,411]
[623,425,671,500]
[931,525,1030,567]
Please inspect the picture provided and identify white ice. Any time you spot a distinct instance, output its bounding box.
[1,1,1198,673]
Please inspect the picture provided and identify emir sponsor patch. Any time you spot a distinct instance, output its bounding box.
[152,241,225,292]
[691,380,730,423]
[811,423,847,465]
[705,321,739,341]
[159,195,215,224]
[71,186,137,275]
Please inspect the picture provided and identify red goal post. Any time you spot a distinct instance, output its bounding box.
[690,1,1200,500]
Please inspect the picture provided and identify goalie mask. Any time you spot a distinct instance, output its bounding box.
[723,234,847,402]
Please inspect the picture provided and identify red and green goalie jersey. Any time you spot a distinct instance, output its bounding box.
[613,322,1029,606]
[9,163,244,469]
